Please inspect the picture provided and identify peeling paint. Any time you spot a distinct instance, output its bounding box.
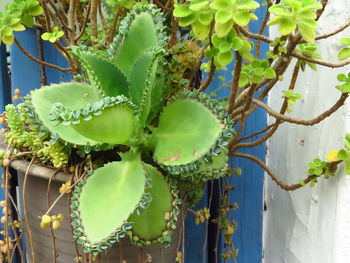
[264,0,350,262]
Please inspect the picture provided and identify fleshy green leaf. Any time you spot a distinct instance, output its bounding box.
[173,5,193,17]
[338,48,350,61]
[198,12,213,25]
[265,68,276,79]
[218,50,233,65]
[153,99,223,166]
[279,17,296,35]
[112,12,159,77]
[215,19,234,38]
[31,83,101,145]
[192,22,210,40]
[71,98,137,145]
[337,149,348,160]
[340,37,350,46]
[210,0,232,10]
[74,50,129,97]
[128,164,172,240]
[215,10,233,24]
[189,1,209,11]
[77,157,146,245]
[232,11,251,26]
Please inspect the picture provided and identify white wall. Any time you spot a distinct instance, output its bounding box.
[264,1,350,262]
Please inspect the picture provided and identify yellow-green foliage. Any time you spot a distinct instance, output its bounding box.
[5,104,69,168]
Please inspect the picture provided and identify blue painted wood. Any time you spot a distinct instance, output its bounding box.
[200,1,268,262]
[228,2,268,263]
[10,30,41,99]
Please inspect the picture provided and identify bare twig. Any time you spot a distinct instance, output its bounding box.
[75,1,92,42]
[231,152,338,191]
[198,58,216,92]
[90,0,99,41]
[252,93,348,126]
[14,38,72,72]
[255,6,271,58]
[228,52,242,112]
[315,18,350,41]
[22,157,36,263]
[293,52,350,68]
[237,25,273,44]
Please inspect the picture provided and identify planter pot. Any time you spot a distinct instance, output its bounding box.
[11,159,181,263]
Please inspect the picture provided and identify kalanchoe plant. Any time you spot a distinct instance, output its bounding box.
[21,5,234,254]
[3,0,350,262]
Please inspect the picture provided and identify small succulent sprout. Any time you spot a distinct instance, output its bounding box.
[59,180,72,194]
[268,0,322,42]
[338,38,350,61]
[41,26,64,43]
[52,220,61,230]
[40,214,52,229]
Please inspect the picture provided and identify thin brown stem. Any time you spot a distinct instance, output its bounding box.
[107,8,121,44]
[293,52,350,68]
[316,18,350,40]
[14,38,72,72]
[237,25,273,44]
[22,157,36,263]
[228,53,242,112]
[75,1,92,42]
[198,58,216,92]
[231,65,300,151]
[98,0,108,34]
[90,0,99,41]
[47,170,61,263]
[252,93,348,126]
[255,7,271,58]
[232,152,339,191]
[67,0,77,43]
[46,0,72,32]
[36,28,47,86]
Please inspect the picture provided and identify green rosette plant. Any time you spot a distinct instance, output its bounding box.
[16,4,235,254]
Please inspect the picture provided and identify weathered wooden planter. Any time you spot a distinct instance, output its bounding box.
[11,159,180,263]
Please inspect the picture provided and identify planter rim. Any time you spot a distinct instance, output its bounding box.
[1,134,70,182]
[10,159,70,183]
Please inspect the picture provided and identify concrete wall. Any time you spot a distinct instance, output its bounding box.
[264,1,350,262]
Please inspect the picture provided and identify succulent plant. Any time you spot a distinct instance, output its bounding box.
[19,4,234,255]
